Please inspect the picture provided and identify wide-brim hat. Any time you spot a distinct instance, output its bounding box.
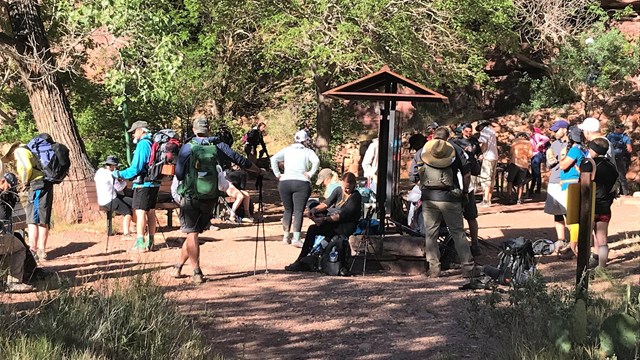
[421,139,455,168]
[0,142,20,161]
[127,120,149,133]
[101,155,120,166]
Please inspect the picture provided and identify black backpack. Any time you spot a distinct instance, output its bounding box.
[487,237,536,287]
[318,235,352,276]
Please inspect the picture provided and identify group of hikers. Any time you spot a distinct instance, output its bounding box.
[0,114,634,290]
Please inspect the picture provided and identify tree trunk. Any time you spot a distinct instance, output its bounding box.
[6,0,95,223]
[314,75,332,152]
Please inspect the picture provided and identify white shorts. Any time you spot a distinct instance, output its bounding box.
[544,183,567,216]
[479,159,497,189]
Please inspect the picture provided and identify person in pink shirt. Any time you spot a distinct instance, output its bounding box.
[529,125,550,195]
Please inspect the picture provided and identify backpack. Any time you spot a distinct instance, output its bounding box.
[146,129,181,182]
[451,138,481,176]
[319,235,352,276]
[488,237,536,287]
[607,133,627,157]
[26,136,71,184]
[244,128,260,146]
[177,140,219,200]
[418,163,455,190]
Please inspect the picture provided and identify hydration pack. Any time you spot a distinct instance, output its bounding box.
[146,129,181,182]
[26,134,71,184]
[484,237,536,287]
[418,163,455,190]
[177,139,219,200]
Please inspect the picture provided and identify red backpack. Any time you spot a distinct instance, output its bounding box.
[146,129,181,182]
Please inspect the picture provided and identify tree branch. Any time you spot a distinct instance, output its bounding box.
[515,54,552,74]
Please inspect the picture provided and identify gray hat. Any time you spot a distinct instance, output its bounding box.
[192,117,209,134]
[2,172,18,188]
[101,155,120,166]
[127,121,148,133]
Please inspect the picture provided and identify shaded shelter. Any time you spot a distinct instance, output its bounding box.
[323,65,449,231]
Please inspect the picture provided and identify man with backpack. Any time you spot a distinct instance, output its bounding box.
[112,121,159,253]
[606,123,633,195]
[172,117,266,284]
[409,126,476,278]
[243,122,268,163]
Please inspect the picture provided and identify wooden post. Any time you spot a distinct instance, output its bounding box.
[576,158,595,299]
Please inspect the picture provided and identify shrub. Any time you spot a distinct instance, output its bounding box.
[0,275,214,360]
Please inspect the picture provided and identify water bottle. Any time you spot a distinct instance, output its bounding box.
[326,246,340,276]
[310,235,328,255]
[329,247,338,263]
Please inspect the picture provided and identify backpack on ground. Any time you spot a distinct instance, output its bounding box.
[146,129,181,182]
[418,162,455,190]
[26,135,71,184]
[484,237,536,287]
[319,235,352,276]
[177,139,219,200]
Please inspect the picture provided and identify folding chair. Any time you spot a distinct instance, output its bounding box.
[349,205,381,275]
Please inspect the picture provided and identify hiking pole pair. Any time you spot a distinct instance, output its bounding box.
[253,174,268,275]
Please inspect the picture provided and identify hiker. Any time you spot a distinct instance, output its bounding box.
[284,172,362,272]
[579,117,617,164]
[409,126,476,278]
[224,171,253,224]
[0,172,34,293]
[316,168,341,199]
[476,121,499,207]
[361,138,379,188]
[426,122,439,141]
[506,132,533,205]
[558,126,587,259]
[243,122,268,164]
[529,125,550,195]
[172,117,266,284]
[94,155,134,238]
[0,136,55,261]
[271,130,320,247]
[111,121,159,252]
[544,119,571,253]
[587,137,618,269]
[606,123,633,195]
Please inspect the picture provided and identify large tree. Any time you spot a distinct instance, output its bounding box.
[0,0,94,223]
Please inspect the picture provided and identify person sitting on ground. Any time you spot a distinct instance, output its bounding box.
[271,130,320,246]
[0,172,34,293]
[94,155,134,238]
[587,137,618,269]
[284,172,362,271]
[315,168,341,199]
[506,132,533,205]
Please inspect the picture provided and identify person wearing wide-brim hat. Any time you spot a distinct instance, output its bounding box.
[94,155,134,238]
[408,126,476,279]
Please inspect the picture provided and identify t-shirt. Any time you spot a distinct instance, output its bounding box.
[478,127,498,161]
[546,139,568,184]
[94,167,127,206]
[560,144,587,191]
[593,157,618,215]
[510,139,533,169]
[324,187,362,236]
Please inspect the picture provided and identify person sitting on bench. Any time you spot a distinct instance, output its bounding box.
[94,155,134,238]
[285,172,362,271]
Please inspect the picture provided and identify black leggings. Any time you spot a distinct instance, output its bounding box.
[278,180,311,234]
[296,223,337,260]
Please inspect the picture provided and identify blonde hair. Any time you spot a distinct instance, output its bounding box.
[322,170,340,198]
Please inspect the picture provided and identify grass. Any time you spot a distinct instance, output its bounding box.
[0,275,216,360]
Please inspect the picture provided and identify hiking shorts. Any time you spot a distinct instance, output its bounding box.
[132,186,160,211]
[479,159,497,189]
[506,163,529,186]
[179,197,215,233]
[103,195,133,216]
[544,183,566,216]
[26,181,53,226]
[594,213,611,223]
[463,192,478,220]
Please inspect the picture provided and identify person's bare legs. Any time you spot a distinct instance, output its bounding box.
[180,233,200,269]
[468,218,479,248]
[241,190,251,216]
[147,209,157,236]
[594,221,609,268]
[28,224,38,251]
[484,183,493,204]
[555,219,566,242]
[516,185,524,202]
[122,214,132,235]
[135,209,146,238]
[38,225,49,252]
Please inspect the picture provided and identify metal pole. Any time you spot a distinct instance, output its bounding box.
[122,99,132,164]
[576,158,595,299]
[377,100,389,233]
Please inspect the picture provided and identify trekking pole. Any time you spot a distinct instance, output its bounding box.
[253,174,268,275]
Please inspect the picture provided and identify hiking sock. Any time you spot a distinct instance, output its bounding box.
[292,232,301,243]
[598,245,609,268]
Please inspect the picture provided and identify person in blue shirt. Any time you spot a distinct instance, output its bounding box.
[171,117,265,284]
[112,121,159,252]
[606,123,633,195]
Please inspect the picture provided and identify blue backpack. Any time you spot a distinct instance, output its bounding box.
[26,135,71,184]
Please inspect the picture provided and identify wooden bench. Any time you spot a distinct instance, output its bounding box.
[85,179,179,235]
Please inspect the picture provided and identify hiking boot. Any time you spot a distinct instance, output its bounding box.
[558,248,575,260]
[193,273,205,285]
[291,240,304,248]
[554,240,568,254]
[6,282,34,293]
[37,249,47,261]
[588,255,599,269]
[284,261,309,272]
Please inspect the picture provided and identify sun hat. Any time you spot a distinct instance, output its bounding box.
[192,117,209,134]
[315,168,334,185]
[421,139,455,168]
[102,155,121,166]
[0,142,21,162]
[549,119,570,132]
[127,120,149,133]
[578,117,600,132]
[294,130,309,143]
[568,126,583,143]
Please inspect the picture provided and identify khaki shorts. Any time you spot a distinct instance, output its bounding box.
[479,159,497,189]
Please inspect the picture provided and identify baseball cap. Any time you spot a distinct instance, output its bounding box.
[192,117,209,134]
[577,117,600,132]
[2,172,18,188]
[294,130,309,143]
[315,168,334,185]
[427,122,439,130]
[127,120,148,133]
[549,119,570,132]
[568,126,583,143]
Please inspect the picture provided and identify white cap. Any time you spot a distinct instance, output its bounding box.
[294,130,309,143]
[578,117,600,132]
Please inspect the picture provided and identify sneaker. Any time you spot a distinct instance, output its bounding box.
[145,237,154,252]
[588,255,599,269]
[241,217,254,224]
[291,240,304,248]
[481,201,491,208]
[282,236,291,244]
[121,233,135,241]
[37,249,47,261]
[209,225,220,231]
[31,249,39,261]
[516,199,523,205]
[6,282,34,293]
[193,273,205,285]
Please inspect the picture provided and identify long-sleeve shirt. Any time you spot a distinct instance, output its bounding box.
[94,167,127,206]
[362,140,379,178]
[116,134,157,188]
[270,143,319,182]
[175,136,253,181]
[530,133,550,156]
[13,146,43,186]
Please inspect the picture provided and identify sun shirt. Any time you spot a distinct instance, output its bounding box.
[560,144,587,190]
[478,126,498,161]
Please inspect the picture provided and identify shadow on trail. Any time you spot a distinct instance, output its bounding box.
[47,242,95,259]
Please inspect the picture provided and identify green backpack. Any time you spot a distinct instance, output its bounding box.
[178,140,219,200]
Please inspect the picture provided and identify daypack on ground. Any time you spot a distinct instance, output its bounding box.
[26,135,71,184]
[319,235,352,276]
[484,237,536,287]
[146,129,181,182]
[418,162,454,190]
[177,140,219,200]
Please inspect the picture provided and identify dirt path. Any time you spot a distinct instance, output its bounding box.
[3,180,640,359]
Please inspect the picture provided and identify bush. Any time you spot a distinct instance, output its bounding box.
[0,276,214,360]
